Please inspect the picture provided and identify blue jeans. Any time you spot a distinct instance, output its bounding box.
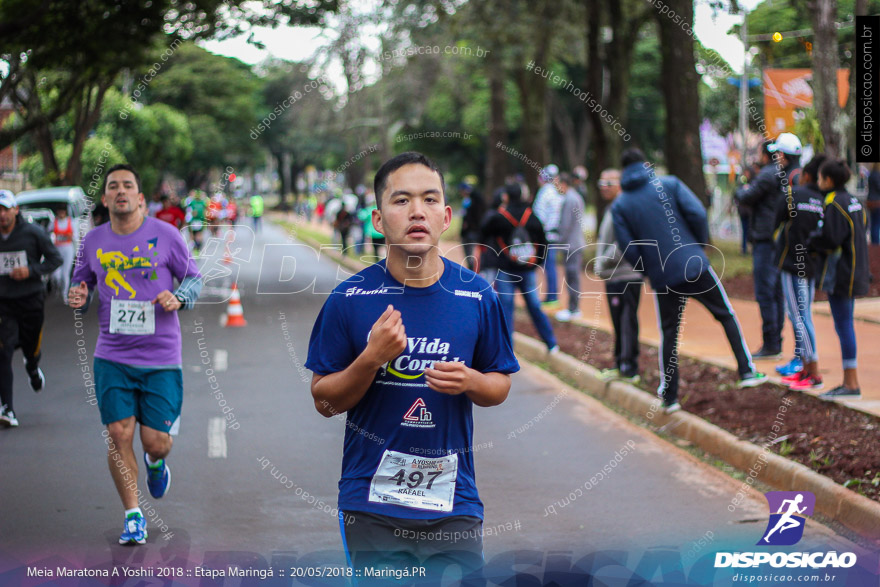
[752,241,783,350]
[739,209,750,253]
[495,269,557,349]
[870,207,880,245]
[780,272,817,363]
[543,246,560,302]
[827,294,857,370]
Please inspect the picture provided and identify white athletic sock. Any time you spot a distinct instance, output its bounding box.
[145,454,162,467]
[125,507,143,518]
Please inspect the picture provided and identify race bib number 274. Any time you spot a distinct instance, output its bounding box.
[109,299,155,335]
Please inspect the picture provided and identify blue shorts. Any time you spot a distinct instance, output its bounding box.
[94,357,183,434]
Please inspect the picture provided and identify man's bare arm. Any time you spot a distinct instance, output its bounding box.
[311,304,407,417]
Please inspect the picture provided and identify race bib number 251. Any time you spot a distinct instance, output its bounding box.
[369,450,458,512]
[0,251,26,275]
[109,299,155,335]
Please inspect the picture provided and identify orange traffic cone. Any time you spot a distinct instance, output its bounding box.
[223,283,247,327]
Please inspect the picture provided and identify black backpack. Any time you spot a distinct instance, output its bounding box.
[496,207,539,265]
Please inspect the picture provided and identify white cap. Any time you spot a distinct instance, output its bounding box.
[0,190,16,209]
[540,164,559,181]
[769,133,803,156]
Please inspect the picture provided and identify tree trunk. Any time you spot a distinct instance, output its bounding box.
[584,1,645,223]
[275,151,290,209]
[810,0,841,158]
[513,0,554,197]
[515,72,548,198]
[656,0,708,206]
[64,80,111,186]
[485,51,509,195]
[584,0,609,221]
[289,161,303,210]
[550,93,589,173]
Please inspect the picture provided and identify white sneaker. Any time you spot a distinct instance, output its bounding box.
[569,310,582,320]
[0,405,19,428]
[664,402,681,414]
[548,345,560,355]
[555,310,572,322]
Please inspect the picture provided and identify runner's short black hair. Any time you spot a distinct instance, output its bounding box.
[504,182,522,204]
[818,158,851,189]
[621,148,647,168]
[802,154,828,184]
[373,152,445,210]
[103,164,143,194]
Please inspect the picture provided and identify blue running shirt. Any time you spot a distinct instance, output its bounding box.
[306,257,519,519]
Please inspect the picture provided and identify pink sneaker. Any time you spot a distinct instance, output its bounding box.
[781,371,805,385]
[788,374,824,391]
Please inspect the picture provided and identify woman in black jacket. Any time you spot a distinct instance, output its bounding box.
[481,183,558,352]
[807,159,871,398]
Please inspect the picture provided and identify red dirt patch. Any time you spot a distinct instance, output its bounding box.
[515,316,880,501]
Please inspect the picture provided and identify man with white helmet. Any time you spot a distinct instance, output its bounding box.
[532,164,564,305]
[735,133,803,361]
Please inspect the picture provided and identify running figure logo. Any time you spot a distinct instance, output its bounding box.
[96,245,155,298]
[759,491,815,545]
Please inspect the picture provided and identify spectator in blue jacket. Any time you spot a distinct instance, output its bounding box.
[611,149,766,413]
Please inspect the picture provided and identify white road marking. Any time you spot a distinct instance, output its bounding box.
[208,417,227,458]
[214,349,228,372]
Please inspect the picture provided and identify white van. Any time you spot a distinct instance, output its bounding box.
[14,186,92,247]
[14,186,92,295]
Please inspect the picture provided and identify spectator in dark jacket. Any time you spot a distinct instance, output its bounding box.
[595,168,642,382]
[867,162,880,245]
[735,133,802,358]
[481,183,558,353]
[459,181,485,271]
[478,188,505,286]
[807,159,871,399]
[772,154,827,390]
[612,149,764,413]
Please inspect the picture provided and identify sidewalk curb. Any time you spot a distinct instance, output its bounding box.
[514,331,880,546]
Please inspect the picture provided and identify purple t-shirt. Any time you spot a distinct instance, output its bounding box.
[72,217,200,366]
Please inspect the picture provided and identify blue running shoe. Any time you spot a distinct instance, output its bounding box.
[144,453,171,499]
[776,357,803,376]
[118,513,147,545]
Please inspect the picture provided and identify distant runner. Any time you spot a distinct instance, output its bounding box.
[69,164,202,545]
[0,190,62,428]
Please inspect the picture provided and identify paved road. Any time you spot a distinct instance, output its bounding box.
[0,221,876,585]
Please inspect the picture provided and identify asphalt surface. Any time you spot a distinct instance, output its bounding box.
[0,220,876,585]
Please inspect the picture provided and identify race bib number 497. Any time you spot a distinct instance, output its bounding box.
[369,450,458,512]
[109,299,155,335]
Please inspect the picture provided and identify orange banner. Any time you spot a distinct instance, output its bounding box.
[762,68,850,135]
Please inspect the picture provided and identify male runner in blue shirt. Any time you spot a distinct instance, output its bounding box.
[306,152,518,582]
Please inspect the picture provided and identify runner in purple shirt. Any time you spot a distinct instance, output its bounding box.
[69,164,202,545]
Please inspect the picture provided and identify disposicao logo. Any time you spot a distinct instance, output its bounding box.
[759,491,814,546]
[714,490,857,570]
